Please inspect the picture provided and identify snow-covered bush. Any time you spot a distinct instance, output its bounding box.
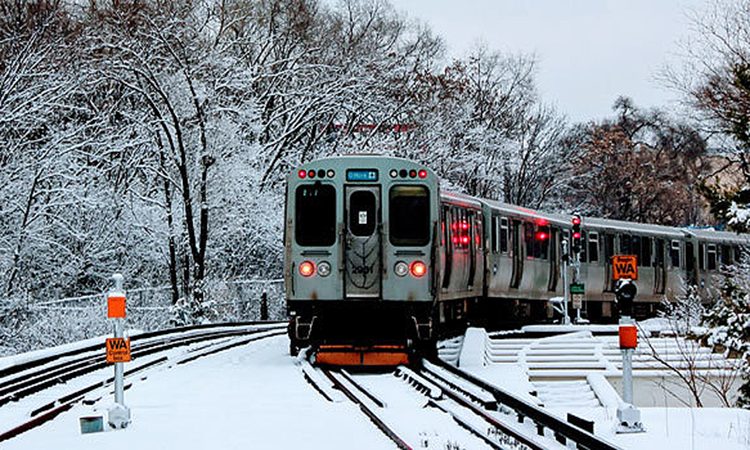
[702,259,750,408]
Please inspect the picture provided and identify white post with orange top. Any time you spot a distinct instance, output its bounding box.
[107,273,131,429]
[616,316,644,433]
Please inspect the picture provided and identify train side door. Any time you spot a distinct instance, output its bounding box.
[510,219,524,289]
[654,239,666,294]
[344,186,381,298]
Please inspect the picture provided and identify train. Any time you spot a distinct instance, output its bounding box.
[284,155,749,364]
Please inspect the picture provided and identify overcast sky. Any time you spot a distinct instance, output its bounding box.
[389,0,705,122]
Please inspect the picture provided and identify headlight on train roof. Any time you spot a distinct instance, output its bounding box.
[317,261,331,277]
[394,261,409,277]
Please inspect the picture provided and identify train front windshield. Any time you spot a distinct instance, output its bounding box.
[295,184,336,246]
[389,185,430,246]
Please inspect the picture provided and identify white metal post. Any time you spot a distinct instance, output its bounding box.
[622,347,633,403]
[107,273,130,429]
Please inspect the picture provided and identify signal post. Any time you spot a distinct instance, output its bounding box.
[612,258,645,433]
[107,273,131,429]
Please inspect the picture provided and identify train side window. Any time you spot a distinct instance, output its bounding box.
[295,184,336,246]
[604,234,614,260]
[441,206,448,247]
[389,185,430,246]
[491,215,499,253]
[735,246,743,263]
[475,215,483,249]
[500,218,509,253]
[619,234,631,254]
[641,236,651,267]
[699,243,705,270]
[588,232,599,263]
[579,231,587,263]
[654,239,664,267]
[670,240,681,268]
[707,244,717,271]
[721,245,732,265]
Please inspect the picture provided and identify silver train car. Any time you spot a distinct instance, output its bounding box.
[284,155,749,360]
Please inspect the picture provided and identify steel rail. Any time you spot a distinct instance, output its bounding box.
[0,324,285,406]
[428,358,623,450]
[0,328,284,443]
[323,369,412,450]
[0,321,284,380]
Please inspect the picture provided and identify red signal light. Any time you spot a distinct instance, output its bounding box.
[298,169,307,179]
[536,218,549,226]
[418,169,428,179]
[572,232,581,240]
[410,261,427,278]
[299,261,315,277]
[461,236,470,245]
[536,231,548,241]
[572,217,581,226]
[461,222,469,230]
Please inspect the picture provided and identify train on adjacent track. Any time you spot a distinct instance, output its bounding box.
[284,155,749,363]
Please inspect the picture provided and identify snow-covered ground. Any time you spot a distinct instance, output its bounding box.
[2,328,749,449]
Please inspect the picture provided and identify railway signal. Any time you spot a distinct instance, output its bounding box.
[571,214,582,254]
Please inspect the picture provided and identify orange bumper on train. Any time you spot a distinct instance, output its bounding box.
[315,345,410,366]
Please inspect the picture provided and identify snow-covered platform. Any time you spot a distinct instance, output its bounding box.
[456,325,750,450]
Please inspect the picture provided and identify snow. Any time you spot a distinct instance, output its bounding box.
[3,335,394,450]
[2,330,749,449]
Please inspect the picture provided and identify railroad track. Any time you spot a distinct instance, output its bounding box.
[303,358,622,450]
[0,322,286,443]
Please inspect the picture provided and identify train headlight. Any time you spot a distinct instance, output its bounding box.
[410,261,427,278]
[299,261,315,277]
[394,261,409,277]
[317,261,331,277]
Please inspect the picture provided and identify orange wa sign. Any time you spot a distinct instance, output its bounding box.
[612,255,638,281]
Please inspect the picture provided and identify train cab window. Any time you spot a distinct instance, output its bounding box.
[390,186,430,246]
[500,218,509,253]
[670,240,681,268]
[348,191,377,236]
[588,232,599,263]
[295,184,336,246]
[707,244,717,271]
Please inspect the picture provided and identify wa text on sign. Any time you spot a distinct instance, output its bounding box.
[106,338,131,363]
[612,255,638,281]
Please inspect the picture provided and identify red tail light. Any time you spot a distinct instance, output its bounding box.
[418,169,428,179]
[410,261,427,278]
[298,169,307,179]
[299,261,315,277]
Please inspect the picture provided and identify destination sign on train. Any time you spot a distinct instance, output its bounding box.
[346,169,378,182]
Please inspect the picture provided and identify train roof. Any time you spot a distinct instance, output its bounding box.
[482,200,571,227]
[582,216,685,239]
[684,227,750,244]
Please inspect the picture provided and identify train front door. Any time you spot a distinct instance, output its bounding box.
[344,186,382,299]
